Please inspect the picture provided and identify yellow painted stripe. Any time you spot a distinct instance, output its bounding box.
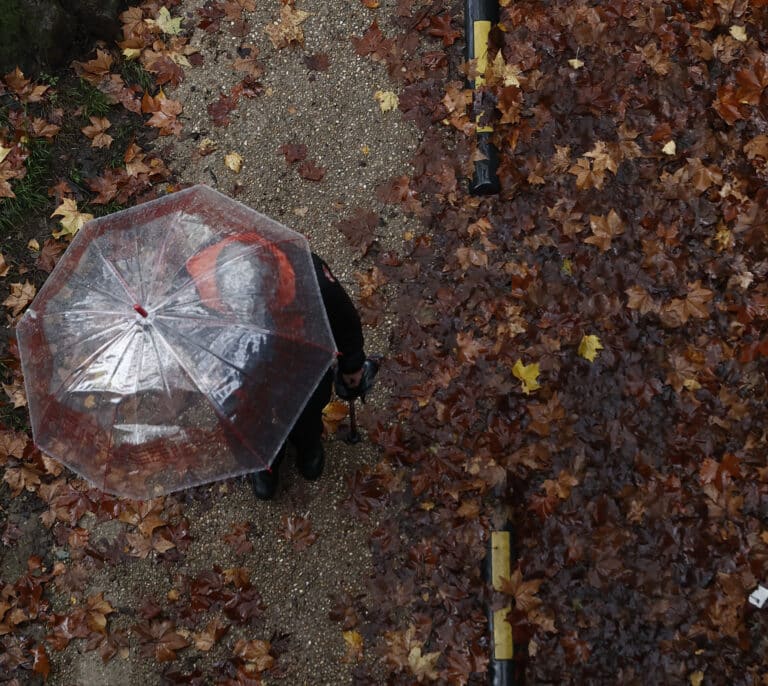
[473,20,492,85]
[491,531,511,589]
[493,607,514,659]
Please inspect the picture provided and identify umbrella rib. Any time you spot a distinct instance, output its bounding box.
[155,311,337,354]
[33,323,135,428]
[92,241,139,304]
[68,271,133,309]
[154,319,260,378]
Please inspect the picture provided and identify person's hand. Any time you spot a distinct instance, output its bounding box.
[342,368,364,388]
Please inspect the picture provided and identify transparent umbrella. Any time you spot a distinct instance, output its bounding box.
[16,185,337,499]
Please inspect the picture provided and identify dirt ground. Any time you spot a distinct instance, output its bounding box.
[2,0,420,683]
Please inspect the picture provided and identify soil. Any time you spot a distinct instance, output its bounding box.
[1,0,419,683]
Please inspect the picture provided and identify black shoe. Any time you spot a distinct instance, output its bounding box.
[296,442,325,480]
[250,468,278,500]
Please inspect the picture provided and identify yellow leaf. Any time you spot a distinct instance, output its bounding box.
[51,198,93,239]
[729,25,747,42]
[374,90,399,112]
[122,47,142,60]
[690,671,704,686]
[578,335,604,362]
[154,6,183,35]
[224,152,243,173]
[0,145,12,164]
[360,144,370,155]
[683,378,701,391]
[27,239,39,251]
[512,359,540,395]
[568,58,584,69]
[662,140,676,155]
[342,630,364,661]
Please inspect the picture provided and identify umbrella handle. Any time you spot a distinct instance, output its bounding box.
[345,399,361,444]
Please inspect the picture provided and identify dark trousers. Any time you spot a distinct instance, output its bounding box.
[278,367,333,462]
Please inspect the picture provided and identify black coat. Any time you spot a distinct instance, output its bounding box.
[311,253,365,374]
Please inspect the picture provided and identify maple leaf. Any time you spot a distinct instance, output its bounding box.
[585,209,625,251]
[233,638,275,672]
[279,513,318,551]
[265,3,310,49]
[427,14,460,47]
[192,618,229,651]
[297,159,326,181]
[72,49,114,85]
[511,359,540,395]
[35,238,64,273]
[335,208,378,255]
[578,334,604,361]
[3,462,42,496]
[153,6,183,35]
[408,644,440,682]
[50,198,93,239]
[234,45,264,78]
[625,285,658,315]
[0,430,28,462]
[374,90,399,112]
[351,20,393,61]
[144,91,183,135]
[136,619,190,661]
[3,280,36,316]
[499,568,543,614]
[304,53,330,71]
[81,116,113,148]
[343,629,364,662]
[713,84,747,125]
[568,157,605,190]
[278,142,308,163]
[224,521,254,555]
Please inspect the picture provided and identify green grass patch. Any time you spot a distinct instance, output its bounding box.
[0,138,53,236]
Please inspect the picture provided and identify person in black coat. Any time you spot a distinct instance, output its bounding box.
[248,252,365,499]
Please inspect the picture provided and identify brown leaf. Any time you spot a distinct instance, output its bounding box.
[335,208,378,255]
[278,142,308,163]
[297,159,326,181]
[304,53,330,71]
[265,4,310,49]
[279,513,318,551]
[3,280,36,316]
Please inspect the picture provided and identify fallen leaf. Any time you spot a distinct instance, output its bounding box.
[374,90,399,112]
[578,335,604,362]
[225,152,243,173]
[81,116,113,148]
[154,6,183,35]
[512,359,540,395]
[662,140,676,155]
[729,26,747,42]
[51,198,93,239]
[265,4,310,49]
[568,58,584,69]
[343,629,364,662]
[3,280,36,316]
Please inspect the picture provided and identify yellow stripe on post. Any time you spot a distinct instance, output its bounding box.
[473,20,492,85]
[490,531,513,660]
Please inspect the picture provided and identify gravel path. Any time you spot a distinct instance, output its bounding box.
[52,1,418,684]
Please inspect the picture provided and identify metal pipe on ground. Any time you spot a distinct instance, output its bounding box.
[465,0,501,195]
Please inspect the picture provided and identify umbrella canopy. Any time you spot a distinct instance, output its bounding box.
[16,185,337,499]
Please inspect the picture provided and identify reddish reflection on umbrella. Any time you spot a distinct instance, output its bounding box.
[17,185,336,499]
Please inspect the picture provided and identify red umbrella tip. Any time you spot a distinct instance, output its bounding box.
[133,304,148,317]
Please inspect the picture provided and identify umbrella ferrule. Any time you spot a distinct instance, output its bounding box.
[133,304,149,318]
